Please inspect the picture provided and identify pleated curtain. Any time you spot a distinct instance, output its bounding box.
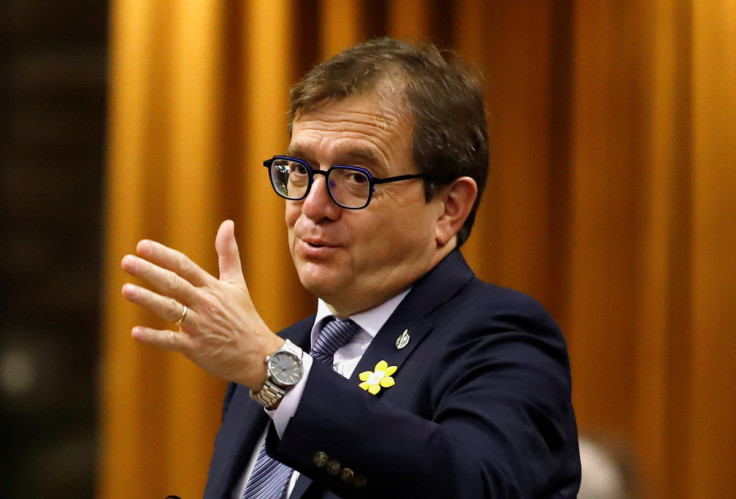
[100,1,736,497]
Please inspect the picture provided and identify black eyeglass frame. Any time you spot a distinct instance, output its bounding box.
[263,155,426,210]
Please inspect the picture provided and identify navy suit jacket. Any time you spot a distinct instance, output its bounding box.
[203,250,580,498]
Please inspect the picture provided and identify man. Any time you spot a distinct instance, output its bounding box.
[122,38,580,498]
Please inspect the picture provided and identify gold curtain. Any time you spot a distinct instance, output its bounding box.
[100,1,736,497]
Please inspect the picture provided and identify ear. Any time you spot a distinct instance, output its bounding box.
[435,176,478,247]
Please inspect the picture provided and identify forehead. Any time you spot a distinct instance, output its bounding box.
[288,93,413,170]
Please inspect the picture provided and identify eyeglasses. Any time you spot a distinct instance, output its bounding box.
[263,155,425,209]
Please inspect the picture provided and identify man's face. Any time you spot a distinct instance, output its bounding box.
[285,93,447,315]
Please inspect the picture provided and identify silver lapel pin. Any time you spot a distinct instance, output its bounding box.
[395,329,410,350]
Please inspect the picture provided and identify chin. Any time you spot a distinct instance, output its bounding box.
[296,263,343,298]
[300,280,342,304]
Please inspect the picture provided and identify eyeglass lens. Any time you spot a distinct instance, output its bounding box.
[270,158,371,209]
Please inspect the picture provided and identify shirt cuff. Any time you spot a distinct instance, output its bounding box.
[266,352,314,438]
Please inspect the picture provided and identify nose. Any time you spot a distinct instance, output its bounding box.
[301,174,342,221]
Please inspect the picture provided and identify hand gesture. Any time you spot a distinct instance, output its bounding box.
[121,220,284,389]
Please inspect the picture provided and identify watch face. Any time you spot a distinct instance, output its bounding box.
[269,351,303,386]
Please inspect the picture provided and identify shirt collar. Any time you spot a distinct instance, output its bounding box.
[311,289,411,347]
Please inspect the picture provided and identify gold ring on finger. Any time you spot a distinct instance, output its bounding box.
[174,305,188,325]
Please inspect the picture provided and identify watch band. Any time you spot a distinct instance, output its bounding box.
[250,340,303,408]
[251,380,286,409]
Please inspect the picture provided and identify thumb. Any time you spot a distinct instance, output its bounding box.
[216,220,245,284]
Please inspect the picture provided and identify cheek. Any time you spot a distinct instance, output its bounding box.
[285,203,300,227]
[383,205,437,251]
[356,209,421,256]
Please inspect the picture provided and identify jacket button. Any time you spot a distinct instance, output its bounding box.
[354,476,367,489]
[326,459,341,475]
[339,467,355,483]
[313,452,328,468]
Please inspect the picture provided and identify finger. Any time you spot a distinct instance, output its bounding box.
[121,254,200,305]
[122,283,193,324]
[216,220,246,285]
[135,239,214,287]
[131,325,194,353]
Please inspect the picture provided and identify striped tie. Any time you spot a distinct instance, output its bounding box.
[242,318,360,499]
[310,318,361,366]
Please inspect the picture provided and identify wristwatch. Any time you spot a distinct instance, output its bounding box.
[250,340,304,409]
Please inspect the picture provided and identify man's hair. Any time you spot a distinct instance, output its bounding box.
[289,37,489,247]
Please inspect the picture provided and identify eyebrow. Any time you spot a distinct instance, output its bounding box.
[285,144,308,159]
[338,147,381,166]
[285,145,384,171]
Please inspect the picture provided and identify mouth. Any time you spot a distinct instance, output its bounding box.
[297,236,340,257]
[300,235,336,248]
[302,240,337,249]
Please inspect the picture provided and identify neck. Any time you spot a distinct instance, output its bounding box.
[324,241,456,316]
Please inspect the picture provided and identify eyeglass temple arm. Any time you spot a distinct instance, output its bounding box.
[372,173,426,184]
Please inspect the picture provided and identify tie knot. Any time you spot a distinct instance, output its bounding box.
[311,317,360,365]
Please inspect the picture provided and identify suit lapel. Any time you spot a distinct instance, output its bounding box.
[349,306,432,384]
[350,250,474,387]
[206,389,268,498]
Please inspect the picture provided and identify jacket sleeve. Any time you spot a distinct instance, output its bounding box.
[221,382,238,421]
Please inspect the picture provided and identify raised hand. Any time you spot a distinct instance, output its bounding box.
[120,220,284,389]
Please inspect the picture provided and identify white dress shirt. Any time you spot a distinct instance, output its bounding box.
[231,290,410,498]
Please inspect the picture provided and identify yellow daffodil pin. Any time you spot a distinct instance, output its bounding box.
[359,360,397,395]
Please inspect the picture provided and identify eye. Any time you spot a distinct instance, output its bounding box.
[290,162,309,175]
[345,170,369,184]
